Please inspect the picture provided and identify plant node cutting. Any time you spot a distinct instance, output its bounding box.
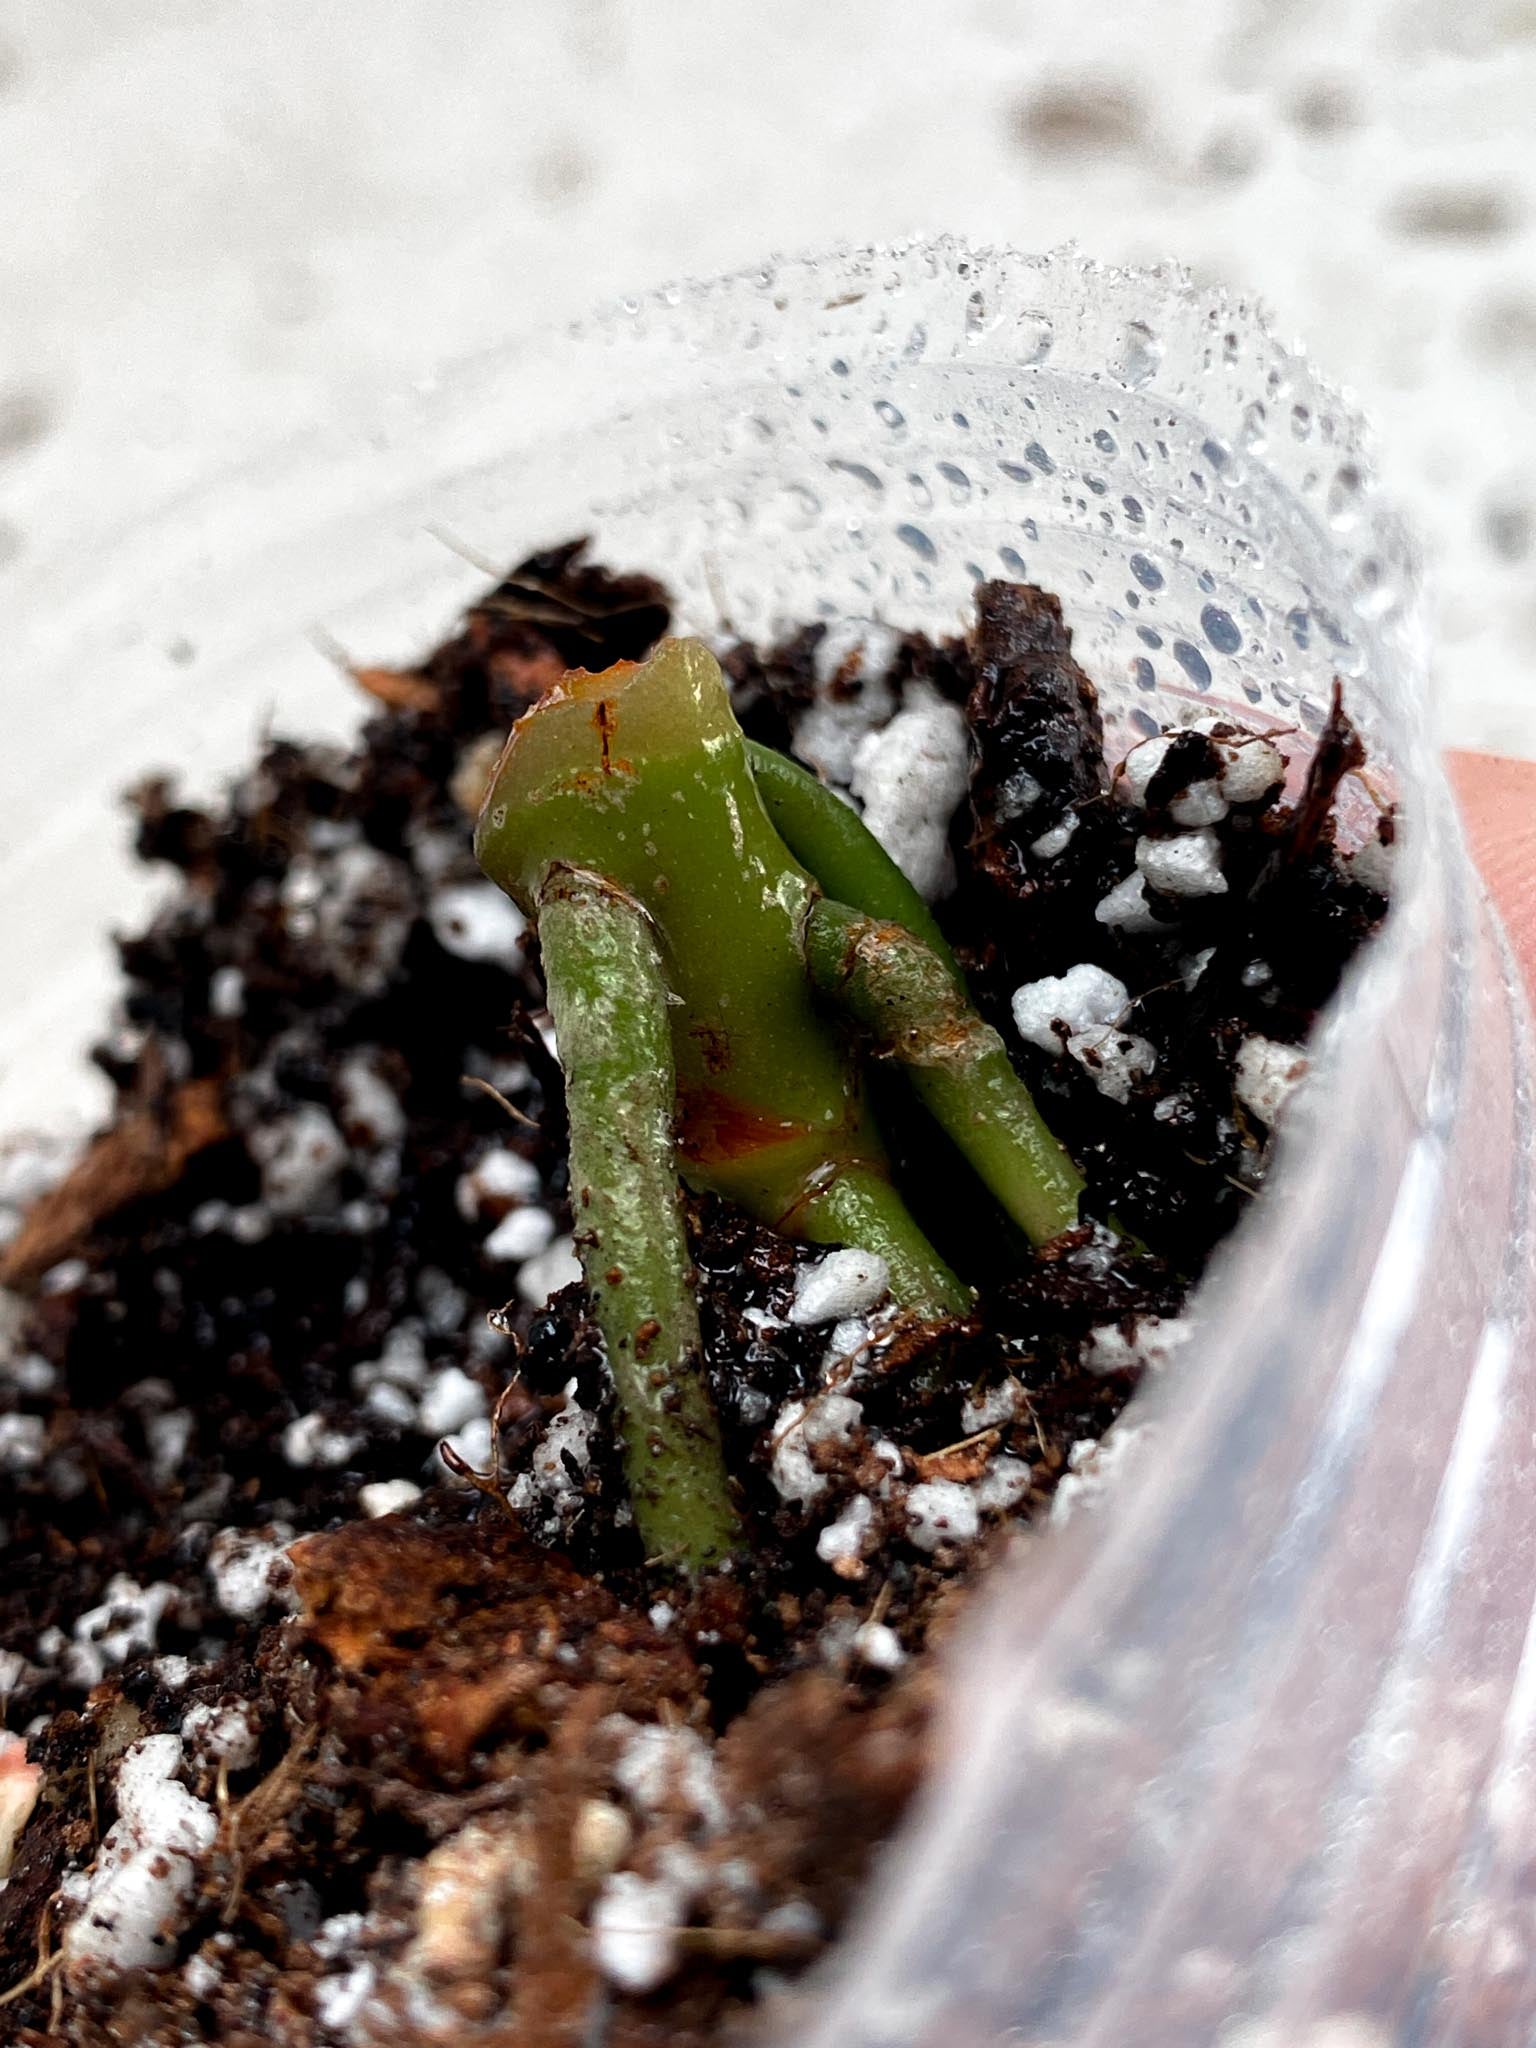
[476,637,1087,1571]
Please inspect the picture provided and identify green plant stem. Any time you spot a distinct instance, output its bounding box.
[803,898,1086,1247]
[537,866,741,1572]
[476,638,955,1307]
[795,1165,968,1317]
[745,740,958,976]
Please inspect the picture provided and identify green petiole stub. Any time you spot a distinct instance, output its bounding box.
[476,636,1089,1573]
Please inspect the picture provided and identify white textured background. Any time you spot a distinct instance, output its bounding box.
[2,0,1535,752]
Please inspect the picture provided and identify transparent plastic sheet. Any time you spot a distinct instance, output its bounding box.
[4,241,1533,2044]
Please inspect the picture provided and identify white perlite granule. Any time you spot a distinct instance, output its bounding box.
[1234,1034,1310,1126]
[483,1205,556,1263]
[62,1735,217,1978]
[247,1104,348,1217]
[904,1480,980,1553]
[590,1866,691,1994]
[281,1410,363,1470]
[849,688,970,902]
[516,1235,582,1306]
[358,1478,423,1519]
[1094,870,1166,935]
[611,1721,725,1833]
[1010,964,1157,1105]
[1083,1315,1195,1376]
[456,1145,542,1219]
[1135,828,1228,898]
[206,1525,296,1621]
[416,1364,487,1440]
[1030,809,1079,859]
[181,1700,260,1771]
[816,1494,875,1575]
[787,1248,890,1326]
[65,1575,178,1691]
[769,1394,863,1507]
[428,880,526,963]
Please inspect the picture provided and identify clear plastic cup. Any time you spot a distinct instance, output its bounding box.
[6,239,1533,2046]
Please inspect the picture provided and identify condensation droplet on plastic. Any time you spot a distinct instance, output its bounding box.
[906,472,934,512]
[937,461,973,501]
[1327,462,1366,530]
[1201,604,1242,654]
[1015,310,1054,363]
[1094,428,1119,456]
[1240,400,1268,451]
[999,546,1027,575]
[778,483,822,528]
[895,523,938,562]
[874,398,906,431]
[829,458,884,497]
[1129,552,1164,591]
[1024,440,1056,475]
[1113,320,1164,389]
[1173,640,1213,688]
[1290,402,1314,442]
[965,289,996,342]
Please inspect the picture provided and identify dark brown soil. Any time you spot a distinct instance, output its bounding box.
[0,545,1390,2045]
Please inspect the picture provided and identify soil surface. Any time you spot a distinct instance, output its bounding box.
[0,545,1391,2045]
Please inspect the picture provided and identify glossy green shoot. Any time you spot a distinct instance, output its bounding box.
[475,640,962,1313]
[745,740,958,976]
[803,898,1086,1247]
[537,867,741,1571]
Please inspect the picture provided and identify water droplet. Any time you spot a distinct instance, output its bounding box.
[903,323,929,360]
[965,289,994,341]
[1327,462,1366,529]
[1290,402,1313,441]
[874,398,906,431]
[905,472,934,511]
[1287,608,1311,649]
[937,461,973,499]
[1132,657,1157,691]
[999,546,1028,576]
[1024,440,1056,475]
[1129,553,1164,591]
[1022,518,1040,543]
[1201,604,1242,654]
[1201,436,1234,473]
[1094,428,1119,456]
[1122,494,1146,525]
[1113,320,1164,389]
[1240,401,1268,452]
[1173,640,1213,689]
[1347,554,1398,618]
[830,356,850,378]
[1131,707,1161,737]
[1015,310,1055,363]
[778,483,822,528]
[1136,625,1163,649]
[895,523,938,562]
[828,458,885,496]
[999,460,1034,485]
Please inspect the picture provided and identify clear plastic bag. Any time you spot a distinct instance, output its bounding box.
[6,240,1532,2045]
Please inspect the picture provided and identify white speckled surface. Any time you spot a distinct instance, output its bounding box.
[2,0,1533,754]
